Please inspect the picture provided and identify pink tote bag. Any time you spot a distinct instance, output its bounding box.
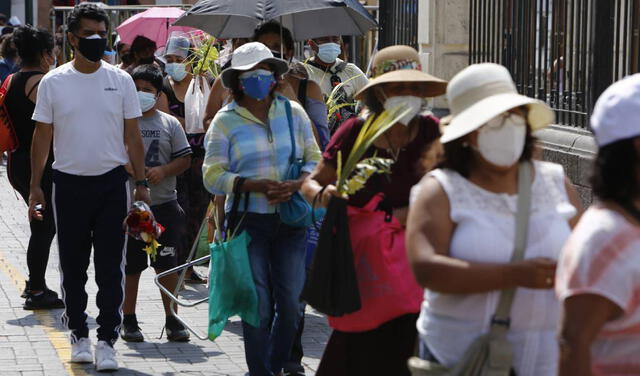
[328,194,423,332]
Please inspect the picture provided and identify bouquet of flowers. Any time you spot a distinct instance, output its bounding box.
[124,201,165,261]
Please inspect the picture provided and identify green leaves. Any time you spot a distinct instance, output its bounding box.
[187,35,220,77]
[335,104,412,195]
[342,157,394,195]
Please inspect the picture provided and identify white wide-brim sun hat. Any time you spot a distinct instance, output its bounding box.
[440,63,555,144]
[220,42,289,89]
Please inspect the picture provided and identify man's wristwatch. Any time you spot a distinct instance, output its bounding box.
[135,179,150,188]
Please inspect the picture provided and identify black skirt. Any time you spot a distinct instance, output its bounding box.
[316,313,418,376]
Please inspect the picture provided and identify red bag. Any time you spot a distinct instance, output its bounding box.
[328,194,423,332]
[0,74,18,153]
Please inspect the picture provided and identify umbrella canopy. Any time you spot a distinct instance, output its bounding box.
[116,7,196,48]
[273,0,377,41]
[174,0,377,40]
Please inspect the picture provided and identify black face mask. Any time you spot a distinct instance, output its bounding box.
[120,52,134,65]
[138,56,155,65]
[75,35,107,63]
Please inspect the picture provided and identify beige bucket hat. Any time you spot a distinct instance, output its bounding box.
[354,45,447,100]
[440,63,555,144]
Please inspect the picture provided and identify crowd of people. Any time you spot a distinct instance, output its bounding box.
[1,2,640,375]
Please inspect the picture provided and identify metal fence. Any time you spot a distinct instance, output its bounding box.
[378,0,418,49]
[470,0,640,129]
[51,5,192,63]
[52,4,378,71]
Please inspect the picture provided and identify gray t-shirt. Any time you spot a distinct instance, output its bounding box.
[137,111,191,205]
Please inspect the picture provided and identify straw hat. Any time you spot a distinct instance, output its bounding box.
[440,63,555,144]
[354,45,447,100]
[220,42,289,88]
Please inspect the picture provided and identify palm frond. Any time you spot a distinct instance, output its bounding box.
[342,157,394,195]
[336,104,412,194]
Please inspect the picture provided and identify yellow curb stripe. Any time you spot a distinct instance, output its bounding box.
[0,250,88,376]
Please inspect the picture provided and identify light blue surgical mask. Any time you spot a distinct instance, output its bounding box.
[165,62,188,81]
[138,91,157,112]
[317,42,341,63]
[239,69,276,101]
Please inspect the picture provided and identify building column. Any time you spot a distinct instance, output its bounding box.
[417,0,470,109]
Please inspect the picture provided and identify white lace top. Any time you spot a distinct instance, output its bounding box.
[413,161,576,376]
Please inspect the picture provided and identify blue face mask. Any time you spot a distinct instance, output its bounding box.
[239,69,276,101]
[137,91,157,112]
[317,42,341,63]
[165,62,188,81]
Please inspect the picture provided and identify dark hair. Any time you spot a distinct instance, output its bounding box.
[67,3,110,34]
[130,35,156,55]
[253,21,294,52]
[437,114,536,177]
[591,137,639,204]
[228,65,281,102]
[12,25,54,67]
[362,89,384,114]
[0,33,16,60]
[0,14,7,24]
[116,41,128,54]
[131,64,164,93]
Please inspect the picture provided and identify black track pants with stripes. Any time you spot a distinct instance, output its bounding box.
[52,166,130,345]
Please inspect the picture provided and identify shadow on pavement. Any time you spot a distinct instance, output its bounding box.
[122,341,223,364]
[220,311,328,360]
[67,363,157,375]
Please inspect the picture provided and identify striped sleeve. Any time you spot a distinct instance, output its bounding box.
[557,210,640,314]
[169,115,192,159]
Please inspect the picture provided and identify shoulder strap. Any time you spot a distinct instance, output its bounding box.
[283,98,296,163]
[26,78,42,99]
[0,74,13,101]
[489,161,533,337]
[297,78,308,105]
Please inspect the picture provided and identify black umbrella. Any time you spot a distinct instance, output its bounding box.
[174,0,377,40]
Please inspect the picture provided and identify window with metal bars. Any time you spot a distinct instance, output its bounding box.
[470,0,640,129]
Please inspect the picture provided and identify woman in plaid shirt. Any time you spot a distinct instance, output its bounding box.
[202,42,321,376]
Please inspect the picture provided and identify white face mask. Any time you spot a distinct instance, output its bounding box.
[476,113,527,167]
[383,95,424,126]
[137,91,157,112]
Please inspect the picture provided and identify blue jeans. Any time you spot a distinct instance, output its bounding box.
[235,213,307,376]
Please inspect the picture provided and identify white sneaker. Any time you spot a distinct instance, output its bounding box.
[94,340,118,371]
[70,337,93,363]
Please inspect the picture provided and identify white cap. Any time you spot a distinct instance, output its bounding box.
[220,42,289,88]
[591,73,640,147]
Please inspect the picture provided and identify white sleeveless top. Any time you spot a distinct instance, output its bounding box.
[413,161,576,376]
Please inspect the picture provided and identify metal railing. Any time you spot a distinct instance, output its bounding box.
[51,5,192,63]
[378,0,418,49]
[470,0,640,129]
[51,4,378,71]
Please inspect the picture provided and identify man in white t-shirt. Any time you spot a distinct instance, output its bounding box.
[28,4,149,372]
[304,35,368,133]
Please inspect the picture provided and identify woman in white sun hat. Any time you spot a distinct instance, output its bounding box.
[557,74,640,375]
[202,42,321,376]
[406,63,583,375]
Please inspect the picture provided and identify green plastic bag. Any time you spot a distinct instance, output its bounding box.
[194,219,210,260]
[207,230,260,340]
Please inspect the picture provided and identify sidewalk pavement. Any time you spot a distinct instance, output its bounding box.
[0,164,330,376]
